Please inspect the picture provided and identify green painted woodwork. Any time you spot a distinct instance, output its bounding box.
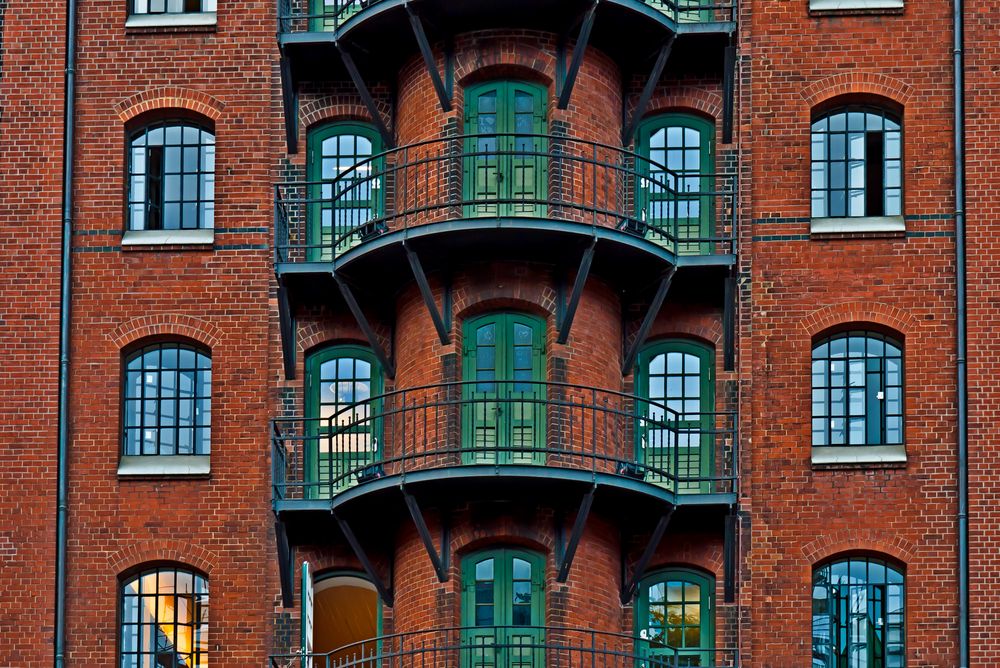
[463,81,548,218]
[636,340,715,494]
[304,345,383,497]
[636,568,715,666]
[462,313,546,465]
[308,0,363,31]
[461,549,545,668]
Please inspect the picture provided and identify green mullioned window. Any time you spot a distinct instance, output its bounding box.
[306,122,384,260]
[462,313,546,465]
[461,548,545,668]
[308,0,365,31]
[463,81,548,218]
[812,556,905,668]
[636,113,715,255]
[304,344,383,496]
[636,340,715,493]
[636,568,715,666]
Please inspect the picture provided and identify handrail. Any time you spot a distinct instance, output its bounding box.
[271,380,737,502]
[274,132,737,265]
[269,624,739,668]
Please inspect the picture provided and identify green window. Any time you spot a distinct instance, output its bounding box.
[305,345,382,497]
[462,313,546,465]
[636,340,714,493]
[812,556,905,668]
[463,81,548,218]
[637,114,715,255]
[811,331,903,447]
[306,122,383,261]
[308,0,363,31]
[461,548,545,668]
[636,569,714,667]
[120,565,209,668]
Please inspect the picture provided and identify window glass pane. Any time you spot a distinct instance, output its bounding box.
[120,568,208,668]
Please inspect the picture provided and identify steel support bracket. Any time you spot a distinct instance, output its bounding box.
[621,265,676,375]
[335,512,394,606]
[556,0,599,110]
[621,34,675,146]
[338,44,394,148]
[276,518,295,607]
[402,487,451,583]
[723,270,736,371]
[556,238,597,344]
[724,507,738,603]
[404,240,451,345]
[333,272,396,378]
[620,506,675,604]
[721,44,736,144]
[406,4,453,112]
[279,50,299,153]
[555,484,597,582]
[277,279,296,380]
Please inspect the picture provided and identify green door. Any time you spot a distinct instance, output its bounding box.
[462,549,545,668]
[636,341,714,494]
[307,122,383,261]
[637,114,715,255]
[462,313,546,465]
[305,346,382,498]
[637,570,715,667]
[464,81,548,218]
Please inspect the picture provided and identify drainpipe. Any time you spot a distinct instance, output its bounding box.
[55,0,78,660]
[953,0,968,665]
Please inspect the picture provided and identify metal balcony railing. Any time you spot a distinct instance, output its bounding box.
[277,0,737,35]
[269,625,739,668]
[271,381,737,503]
[274,133,737,265]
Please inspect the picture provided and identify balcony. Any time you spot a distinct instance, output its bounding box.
[268,626,739,668]
[272,380,737,545]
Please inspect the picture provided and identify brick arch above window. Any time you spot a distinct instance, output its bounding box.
[109,314,223,350]
[115,87,227,123]
[454,43,556,91]
[109,539,218,577]
[300,99,389,134]
[800,72,913,110]
[801,529,916,568]
[640,87,723,124]
[801,301,917,340]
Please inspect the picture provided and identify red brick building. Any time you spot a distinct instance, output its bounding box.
[0,0,983,665]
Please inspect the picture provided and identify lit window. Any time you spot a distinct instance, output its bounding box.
[636,569,714,665]
[811,331,903,447]
[120,566,209,668]
[812,556,905,667]
[811,107,902,218]
[131,0,216,15]
[123,342,211,456]
[128,120,215,231]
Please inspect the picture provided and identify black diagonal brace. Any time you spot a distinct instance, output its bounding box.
[721,44,736,144]
[338,45,394,148]
[402,488,450,582]
[336,513,394,606]
[404,240,451,345]
[556,0,598,110]
[620,506,675,604]
[406,5,452,112]
[275,519,295,607]
[556,485,596,582]
[334,272,396,378]
[621,35,675,146]
[279,52,299,154]
[621,265,676,375]
[724,507,738,603]
[277,280,296,380]
[557,238,597,344]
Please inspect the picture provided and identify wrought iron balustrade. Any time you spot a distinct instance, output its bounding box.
[269,625,739,668]
[273,133,737,265]
[271,380,737,502]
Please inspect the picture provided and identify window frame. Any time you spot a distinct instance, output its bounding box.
[129,0,216,16]
[634,567,716,664]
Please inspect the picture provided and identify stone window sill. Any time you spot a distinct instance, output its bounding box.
[125,12,217,29]
[122,229,214,248]
[812,445,907,468]
[810,0,903,11]
[118,455,211,478]
[810,216,905,236]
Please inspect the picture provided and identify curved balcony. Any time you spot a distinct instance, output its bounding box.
[274,133,737,305]
[271,380,737,546]
[268,626,739,668]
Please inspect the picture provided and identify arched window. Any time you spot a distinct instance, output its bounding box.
[637,113,715,254]
[811,106,902,219]
[636,340,715,492]
[123,341,211,456]
[120,565,209,668]
[304,345,382,496]
[306,122,383,259]
[636,568,715,666]
[811,330,903,447]
[128,119,215,231]
[812,556,905,667]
